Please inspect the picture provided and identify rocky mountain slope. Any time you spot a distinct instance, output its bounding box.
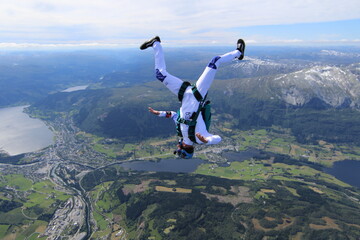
[270,64,360,108]
[220,62,360,108]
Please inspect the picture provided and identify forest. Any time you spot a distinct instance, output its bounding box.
[81,159,360,239]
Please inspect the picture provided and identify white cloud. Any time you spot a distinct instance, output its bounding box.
[272,39,304,43]
[0,42,122,50]
[0,0,359,46]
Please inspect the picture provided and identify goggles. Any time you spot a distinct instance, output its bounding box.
[174,140,193,159]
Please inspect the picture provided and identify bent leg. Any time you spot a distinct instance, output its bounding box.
[153,42,183,96]
[196,49,240,97]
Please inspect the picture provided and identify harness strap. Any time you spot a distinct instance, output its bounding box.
[176,82,208,144]
[188,102,204,143]
[177,118,196,126]
[188,126,197,143]
[176,110,182,138]
[178,81,206,103]
[178,81,191,102]
[176,99,205,143]
[192,86,204,102]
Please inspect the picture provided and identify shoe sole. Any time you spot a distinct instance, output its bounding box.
[140,36,161,50]
[237,39,245,60]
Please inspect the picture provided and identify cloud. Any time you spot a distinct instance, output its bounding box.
[0,0,359,46]
[0,42,122,50]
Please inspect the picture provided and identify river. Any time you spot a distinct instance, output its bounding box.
[0,106,54,155]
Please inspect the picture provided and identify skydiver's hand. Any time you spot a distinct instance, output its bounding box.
[148,107,160,115]
[196,133,208,143]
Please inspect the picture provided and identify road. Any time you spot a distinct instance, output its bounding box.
[10,116,105,239]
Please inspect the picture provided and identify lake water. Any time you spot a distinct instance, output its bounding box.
[0,106,54,155]
[221,149,261,165]
[120,158,205,173]
[324,160,360,189]
[62,85,88,92]
[120,150,360,189]
[120,149,260,173]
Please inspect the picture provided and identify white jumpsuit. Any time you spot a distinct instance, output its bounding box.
[153,41,241,146]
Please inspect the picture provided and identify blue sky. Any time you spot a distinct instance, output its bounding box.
[0,0,359,49]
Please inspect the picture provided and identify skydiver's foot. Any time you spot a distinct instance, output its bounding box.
[140,36,161,50]
[237,39,245,60]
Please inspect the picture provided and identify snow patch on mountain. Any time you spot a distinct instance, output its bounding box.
[225,56,306,79]
[232,57,284,68]
[320,50,360,58]
[271,65,360,108]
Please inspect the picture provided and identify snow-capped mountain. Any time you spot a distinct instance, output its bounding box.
[221,63,360,109]
[320,50,360,58]
[273,65,360,107]
[218,57,312,80]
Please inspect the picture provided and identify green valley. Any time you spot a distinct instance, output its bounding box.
[1,47,360,239]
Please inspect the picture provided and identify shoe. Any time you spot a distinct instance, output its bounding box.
[140,36,161,50]
[237,39,245,60]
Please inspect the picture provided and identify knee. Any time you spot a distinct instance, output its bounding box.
[155,69,167,82]
[207,56,221,69]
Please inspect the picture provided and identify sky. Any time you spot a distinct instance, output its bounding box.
[0,0,360,49]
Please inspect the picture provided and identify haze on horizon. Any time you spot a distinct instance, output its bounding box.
[0,0,359,49]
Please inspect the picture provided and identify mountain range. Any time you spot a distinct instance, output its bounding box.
[221,62,360,108]
[28,48,360,146]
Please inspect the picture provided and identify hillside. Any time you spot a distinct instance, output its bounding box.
[0,49,148,107]
[1,46,359,108]
[79,159,360,239]
[29,62,360,146]
[29,82,179,141]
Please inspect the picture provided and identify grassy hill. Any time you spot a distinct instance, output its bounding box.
[30,82,180,142]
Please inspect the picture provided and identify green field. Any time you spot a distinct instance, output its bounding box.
[0,174,33,191]
[0,174,70,239]
[195,159,350,189]
[221,126,360,166]
[77,132,176,160]
[89,181,119,238]
[0,225,9,238]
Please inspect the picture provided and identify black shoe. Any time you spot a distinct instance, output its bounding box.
[237,39,245,60]
[140,36,161,50]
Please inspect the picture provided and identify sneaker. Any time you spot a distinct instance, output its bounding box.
[237,39,245,60]
[140,36,161,50]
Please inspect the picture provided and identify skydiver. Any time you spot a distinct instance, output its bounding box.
[140,36,245,159]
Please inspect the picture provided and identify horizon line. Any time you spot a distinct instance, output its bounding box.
[0,40,360,51]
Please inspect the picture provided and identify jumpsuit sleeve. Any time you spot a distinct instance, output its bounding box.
[158,111,177,118]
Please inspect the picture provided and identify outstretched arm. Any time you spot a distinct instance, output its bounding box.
[148,107,176,118]
[148,107,160,115]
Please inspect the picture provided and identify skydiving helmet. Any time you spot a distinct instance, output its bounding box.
[174,139,194,159]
